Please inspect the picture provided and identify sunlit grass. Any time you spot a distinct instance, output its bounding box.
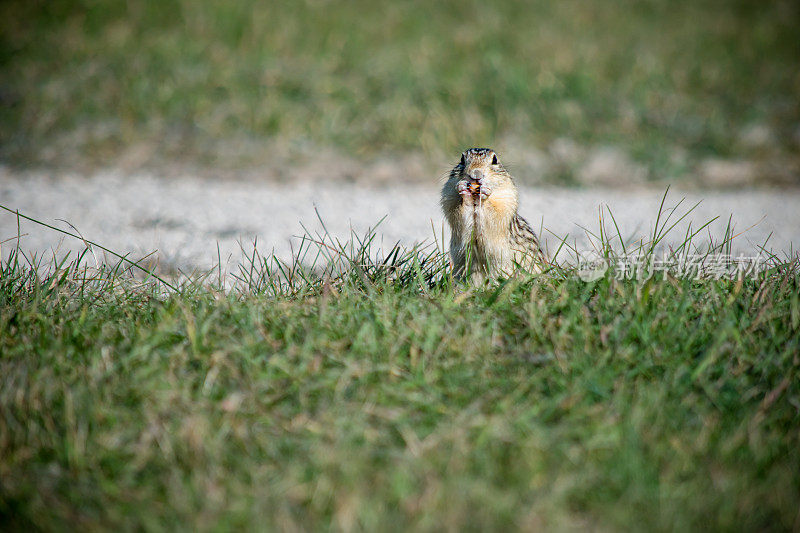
[1,198,799,530]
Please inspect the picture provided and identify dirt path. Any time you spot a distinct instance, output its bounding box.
[2,168,798,273]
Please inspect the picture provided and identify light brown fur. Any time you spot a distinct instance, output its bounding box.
[441,148,545,282]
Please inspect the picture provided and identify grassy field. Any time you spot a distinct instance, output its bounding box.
[1,214,799,530]
[1,0,798,183]
[2,1,800,527]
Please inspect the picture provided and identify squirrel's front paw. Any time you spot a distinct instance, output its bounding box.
[457,180,474,203]
[477,179,492,200]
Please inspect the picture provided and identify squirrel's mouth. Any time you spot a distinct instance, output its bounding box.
[467,179,481,194]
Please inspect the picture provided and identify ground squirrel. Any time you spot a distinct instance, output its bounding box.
[441,148,546,282]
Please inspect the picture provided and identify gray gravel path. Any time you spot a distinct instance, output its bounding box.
[2,168,798,274]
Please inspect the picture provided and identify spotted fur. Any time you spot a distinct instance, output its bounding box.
[441,148,546,282]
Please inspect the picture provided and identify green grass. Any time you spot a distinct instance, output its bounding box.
[1,0,798,182]
[1,205,799,530]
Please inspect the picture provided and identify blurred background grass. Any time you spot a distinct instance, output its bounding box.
[1,0,798,184]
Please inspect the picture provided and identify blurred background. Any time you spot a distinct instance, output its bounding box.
[2,0,799,271]
[1,0,798,186]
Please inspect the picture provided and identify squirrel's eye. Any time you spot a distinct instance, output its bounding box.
[460,155,466,166]
[491,154,498,165]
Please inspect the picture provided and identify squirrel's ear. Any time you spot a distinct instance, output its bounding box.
[460,154,466,166]
[491,154,498,165]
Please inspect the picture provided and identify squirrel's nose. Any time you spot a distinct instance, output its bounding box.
[469,169,485,181]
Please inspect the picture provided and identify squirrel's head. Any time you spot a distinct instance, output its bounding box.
[456,147,512,186]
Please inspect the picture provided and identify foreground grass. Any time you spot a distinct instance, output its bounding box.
[1,0,798,182]
[1,241,799,530]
